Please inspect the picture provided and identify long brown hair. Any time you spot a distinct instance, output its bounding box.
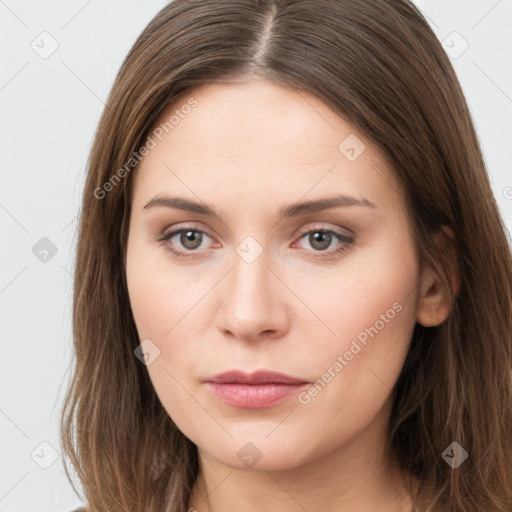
[60,0,512,510]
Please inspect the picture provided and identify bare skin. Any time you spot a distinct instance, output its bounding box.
[125,78,458,512]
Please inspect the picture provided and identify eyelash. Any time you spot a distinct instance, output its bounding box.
[154,224,355,260]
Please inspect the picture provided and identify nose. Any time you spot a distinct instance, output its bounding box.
[215,247,290,343]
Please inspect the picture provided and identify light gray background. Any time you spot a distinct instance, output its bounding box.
[1,1,511,510]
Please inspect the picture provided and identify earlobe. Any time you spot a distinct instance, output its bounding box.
[416,271,442,327]
[416,273,451,327]
[416,225,460,327]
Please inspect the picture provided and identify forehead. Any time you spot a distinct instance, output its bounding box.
[132,79,404,213]
[149,79,364,160]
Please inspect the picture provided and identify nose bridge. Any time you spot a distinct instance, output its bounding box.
[229,242,273,311]
[216,239,286,340]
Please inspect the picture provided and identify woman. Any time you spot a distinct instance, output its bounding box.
[60,0,512,511]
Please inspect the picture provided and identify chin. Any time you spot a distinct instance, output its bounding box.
[191,426,325,472]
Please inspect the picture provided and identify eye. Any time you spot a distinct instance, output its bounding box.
[155,226,215,259]
[154,224,355,260]
[292,226,355,258]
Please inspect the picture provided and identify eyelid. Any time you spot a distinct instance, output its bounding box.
[293,222,353,240]
[158,222,352,243]
[158,222,215,240]
[156,221,355,258]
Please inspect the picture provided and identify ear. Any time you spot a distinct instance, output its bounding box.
[416,225,460,327]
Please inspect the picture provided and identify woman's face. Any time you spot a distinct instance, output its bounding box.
[126,79,424,471]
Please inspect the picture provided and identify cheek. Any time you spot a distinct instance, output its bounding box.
[126,249,205,436]
[290,227,418,356]
[125,235,211,411]
[292,234,419,432]
[293,298,416,455]
[126,230,203,340]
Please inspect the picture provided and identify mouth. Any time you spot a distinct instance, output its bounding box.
[204,369,310,409]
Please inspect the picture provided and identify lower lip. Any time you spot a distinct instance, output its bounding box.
[206,382,308,408]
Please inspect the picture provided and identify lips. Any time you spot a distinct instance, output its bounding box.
[204,370,309,408]
[205,369,308,385]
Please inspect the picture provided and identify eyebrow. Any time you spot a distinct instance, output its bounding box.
[143,194,377,220]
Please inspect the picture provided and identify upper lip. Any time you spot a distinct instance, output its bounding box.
[205,370,308,385]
